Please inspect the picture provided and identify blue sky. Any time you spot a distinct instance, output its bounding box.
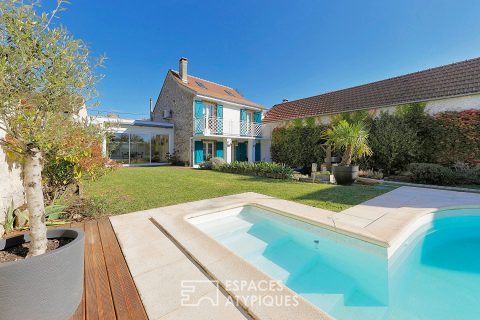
[46,0,480,118]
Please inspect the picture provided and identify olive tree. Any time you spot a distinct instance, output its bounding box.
[0,0,104,256]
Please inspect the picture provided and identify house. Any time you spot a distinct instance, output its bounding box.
[262,56,480,161]
[97,116,174,166]
[152,58,267,166]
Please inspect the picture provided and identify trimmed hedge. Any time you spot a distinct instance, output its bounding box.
[271,125,327,168]
[408,162,480,186]
[215,161,294,179]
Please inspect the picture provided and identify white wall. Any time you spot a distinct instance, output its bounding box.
[425,94,480,114]
[195,95,265,137]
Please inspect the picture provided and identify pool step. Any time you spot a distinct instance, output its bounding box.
[217,222,290,258]
[287,260,358,313]
[200,215,254,239]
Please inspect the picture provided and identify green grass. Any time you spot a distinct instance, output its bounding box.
[82,166,396,215]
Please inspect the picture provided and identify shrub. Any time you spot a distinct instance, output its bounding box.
[433,110,480,165]
[167,152,187,166]
[367,112,422,173]
[271,125,326,168]
[215,161,294,179]
[451,162,480,185]
[211,157,226,169]
[408,163,456,185]
[199,160,212,170]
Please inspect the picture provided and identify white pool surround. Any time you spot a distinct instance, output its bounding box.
[111,188,480,320]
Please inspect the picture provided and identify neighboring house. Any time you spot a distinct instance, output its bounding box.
[263,57,480,158]
[97,116,174,166]
[152,58,267,166]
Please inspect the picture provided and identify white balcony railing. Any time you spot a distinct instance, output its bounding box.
[194,116,263,137]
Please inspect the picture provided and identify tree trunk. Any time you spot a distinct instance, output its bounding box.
[341,145,353,166]
[24,151,48,256]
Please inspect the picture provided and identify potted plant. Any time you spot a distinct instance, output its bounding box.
[324,120,372,185]
[0,1,105,319]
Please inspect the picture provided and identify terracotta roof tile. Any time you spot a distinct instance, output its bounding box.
[170,70,265,109]
[264,57,480,122]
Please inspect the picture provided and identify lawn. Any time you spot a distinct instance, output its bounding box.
[82,166,395,215]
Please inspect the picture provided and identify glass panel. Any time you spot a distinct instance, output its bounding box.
[203,142,214,161]
[130,133,151,164]
[107,133,129,164]
[151,134,169,163]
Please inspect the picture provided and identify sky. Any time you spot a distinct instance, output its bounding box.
[43,0,480,118]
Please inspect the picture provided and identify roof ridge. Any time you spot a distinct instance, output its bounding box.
[274,56,480,108]
[171,69,237,92]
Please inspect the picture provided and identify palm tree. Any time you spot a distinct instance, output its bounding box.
[324,120,372,166]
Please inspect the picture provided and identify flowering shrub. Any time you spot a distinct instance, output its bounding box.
[433,110,480,165]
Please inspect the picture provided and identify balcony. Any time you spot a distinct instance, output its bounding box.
[193,116,263,138]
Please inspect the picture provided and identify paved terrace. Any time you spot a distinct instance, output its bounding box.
[110,186,480,320]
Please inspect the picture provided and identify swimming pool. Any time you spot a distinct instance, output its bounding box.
[189,205,480,320]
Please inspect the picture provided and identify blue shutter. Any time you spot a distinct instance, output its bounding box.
[216,105,223,135]
[254,111,262,124]
[216,141,224,158]
[255,142,261,162]
[194,100,204,134]
[254,111,262,137]
[194,141,204,164]
[240,109,247,136]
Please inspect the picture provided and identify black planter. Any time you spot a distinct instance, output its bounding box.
[332,164,359,185]
[0,228,84,320]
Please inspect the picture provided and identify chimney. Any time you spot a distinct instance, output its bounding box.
[282,99,289,103]
[179,57,188,83]
[149,97,153,120]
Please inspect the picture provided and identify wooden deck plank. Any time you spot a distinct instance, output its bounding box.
[70,221,85,320]
[98,219,148,320]
[84,220,116,320]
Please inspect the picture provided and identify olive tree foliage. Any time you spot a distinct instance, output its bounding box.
[0,0,105,256]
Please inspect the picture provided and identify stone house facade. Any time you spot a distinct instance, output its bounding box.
[152,58,267,166]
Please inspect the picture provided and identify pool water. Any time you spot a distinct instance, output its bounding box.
[189,205,480,320]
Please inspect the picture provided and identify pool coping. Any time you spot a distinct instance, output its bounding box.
[114,186,480,319]
[149,193,336,320]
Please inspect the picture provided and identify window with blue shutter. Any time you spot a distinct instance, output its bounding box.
[240,109,247,136]
[254,111,262,137]
[194,140,204,164]
[216,141,224,158]
[254,111,262,123]
[194,100,204,134]
[216,105,223,135]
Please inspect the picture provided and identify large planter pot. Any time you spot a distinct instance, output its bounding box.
[0,228,84,320]
[332,164,359,185]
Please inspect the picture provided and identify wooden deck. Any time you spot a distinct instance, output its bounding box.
[65,219,148,320]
